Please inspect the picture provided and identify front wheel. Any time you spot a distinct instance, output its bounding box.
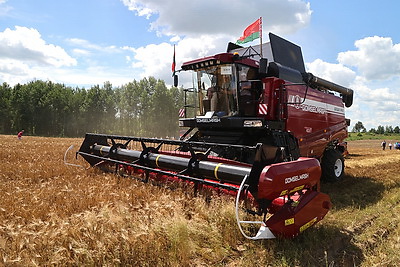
[321,149,344,182]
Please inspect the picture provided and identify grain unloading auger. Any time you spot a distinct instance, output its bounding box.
[74,133,331,239]
[71,32,353,239]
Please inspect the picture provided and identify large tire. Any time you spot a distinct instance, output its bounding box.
[321,149,344,182]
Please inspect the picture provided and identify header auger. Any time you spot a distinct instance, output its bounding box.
[70,33,353,239]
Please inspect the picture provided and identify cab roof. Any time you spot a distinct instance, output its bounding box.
[181,53,259,71]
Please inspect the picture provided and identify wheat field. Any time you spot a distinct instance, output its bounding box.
[0,135,399,266]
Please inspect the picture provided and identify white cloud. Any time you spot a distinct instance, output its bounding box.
[345,75,400,129]
[169,35,180,43]
[66,38,121,54]
[0,26,77,67]
[121,0,312,37]
[0,28,137,87]
[0,26,79,85]
[72,48,91,57]
[306,59,356,87]
[338,36,400,80]
[120,0,313,87]
[0,59,47,85]
[128,35,229,86]
[121,0,154,18]
[0,1,311,89]
[304,35,400,130]
[0,59,30,76]
[333,36,400,129]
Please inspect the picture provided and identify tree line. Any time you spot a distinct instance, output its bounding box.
[0,78,193,138]
[4,80,396,139]
[352,121,400,134]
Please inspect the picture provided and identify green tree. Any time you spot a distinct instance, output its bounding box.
[115,77,184,137]
[10,83,35,134]
[68,87,89,137]
[83,83,117,134]
[385,125,394,134]
[0,77,185,138]
[116,80,145,135]
[377,125,385,134]
[352,121,366,133]
[0,82,13,133]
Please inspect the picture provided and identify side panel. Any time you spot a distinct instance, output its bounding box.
[285,84,347,158]
[257,157,321,201]
[259,77,283,121]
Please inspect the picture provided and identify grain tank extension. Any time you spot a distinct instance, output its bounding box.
[73,33,353,239]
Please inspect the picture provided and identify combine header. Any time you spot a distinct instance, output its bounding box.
[71,33,353,239]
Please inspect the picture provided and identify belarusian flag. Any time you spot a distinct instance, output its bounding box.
[172,44,176,76]
[236,18,262,44]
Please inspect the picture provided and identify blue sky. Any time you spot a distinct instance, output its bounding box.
[1,0,400,129]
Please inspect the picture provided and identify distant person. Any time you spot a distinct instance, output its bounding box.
[381,140,386,150]
[389,143,392,150]
[17,130,24,140]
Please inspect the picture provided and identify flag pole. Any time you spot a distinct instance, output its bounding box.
[259,17,263,58]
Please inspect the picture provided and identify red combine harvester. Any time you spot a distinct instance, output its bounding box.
[73,33,353,239]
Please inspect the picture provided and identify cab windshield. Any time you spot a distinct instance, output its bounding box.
[193,64,238,117]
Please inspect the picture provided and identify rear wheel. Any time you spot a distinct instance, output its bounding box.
[321,149,344,182]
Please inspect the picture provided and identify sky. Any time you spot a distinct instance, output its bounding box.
[1,0,400,130]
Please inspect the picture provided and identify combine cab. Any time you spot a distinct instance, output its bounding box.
[72,33,353,239]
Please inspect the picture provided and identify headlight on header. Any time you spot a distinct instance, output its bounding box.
[243,120,263,127]
[179,120,184,127]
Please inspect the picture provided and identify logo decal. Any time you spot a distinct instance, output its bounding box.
[288,95,326,115]
[285,173,309,184]
[196,118,221,123]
